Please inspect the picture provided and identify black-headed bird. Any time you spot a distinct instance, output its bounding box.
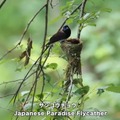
[46,25,71,46]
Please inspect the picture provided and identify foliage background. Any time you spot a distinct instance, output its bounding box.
[0,0,120,120]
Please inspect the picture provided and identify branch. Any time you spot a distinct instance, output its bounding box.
[41,0,49,53]
[0,4,46,61]
[0,0,6,9]
[11,57,40,104]
[0,79,22,86]
[40,46,52,96]
[77,0,87,39]
[12,3,50,119]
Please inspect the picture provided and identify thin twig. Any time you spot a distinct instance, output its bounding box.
[50,0,53,8]
[28,74,38,120]
[0,79,22,86]
[40,46,52,96]
[0,70,40,87]
[42,0,49,52]
[0,4,46,61]
[77,0,87,39]
[0,0,6,9]
[37,0,49,98]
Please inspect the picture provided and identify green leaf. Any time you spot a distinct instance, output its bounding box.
[106,86,120,93]
[15,66,23,72]
[84,97,90,101]
[66,18,73,24]
[36,93,44,100]
[73,78,80,84]
[44,74,51,82]
[74,86,89,95]
[87,23,96,27]
[77,18,85,24]
[45,63,58,69]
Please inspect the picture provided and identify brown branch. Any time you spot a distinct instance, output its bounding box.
[0,4,46,61]
[0,0,6,9]
[77,0,87,39]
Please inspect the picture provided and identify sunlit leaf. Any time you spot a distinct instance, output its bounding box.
[66,18,73,24]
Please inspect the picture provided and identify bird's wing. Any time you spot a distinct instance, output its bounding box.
[49,31,67,44]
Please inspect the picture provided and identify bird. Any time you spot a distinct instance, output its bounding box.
[46,25,71,46]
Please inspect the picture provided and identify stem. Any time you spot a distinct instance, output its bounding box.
[77,0,87,39]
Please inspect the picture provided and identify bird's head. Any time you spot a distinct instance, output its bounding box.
[62,25,71,38]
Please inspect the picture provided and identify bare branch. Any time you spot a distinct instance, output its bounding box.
[0,0,6,9]
[77,0,87,39]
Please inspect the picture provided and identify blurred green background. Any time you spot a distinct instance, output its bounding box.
[0,0,120,120]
